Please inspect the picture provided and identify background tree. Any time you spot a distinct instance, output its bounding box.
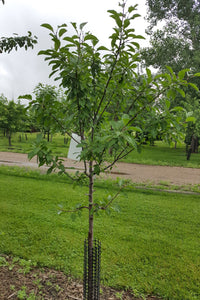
[28,83,65,141]
[24,1,198,298]
[141,0,200,156]
[0,93,8,136]
[0,95,27,146]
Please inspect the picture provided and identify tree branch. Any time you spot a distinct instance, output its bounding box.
[96,184,126,211]
[103,146,135,172]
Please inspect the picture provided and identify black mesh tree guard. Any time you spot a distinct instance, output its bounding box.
[83,239,101,300]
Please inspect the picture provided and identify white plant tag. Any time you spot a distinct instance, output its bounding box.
[67,133,82,161]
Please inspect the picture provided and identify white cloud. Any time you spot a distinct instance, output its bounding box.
[0,0,148,100]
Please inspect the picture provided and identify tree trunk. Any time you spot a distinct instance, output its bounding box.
[8,133,12,147]
[47,130,50,142]
[88,160,94,300]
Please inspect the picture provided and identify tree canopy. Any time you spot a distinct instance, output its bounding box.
[143,0,200,73]
[141,0,200,155]
[0,95,27,146]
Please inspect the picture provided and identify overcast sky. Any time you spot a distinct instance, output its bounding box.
[0,0,148,103]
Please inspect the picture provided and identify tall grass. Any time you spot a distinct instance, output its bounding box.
[0,166,199,299]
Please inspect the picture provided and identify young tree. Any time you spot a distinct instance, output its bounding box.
[0,96,27,146]
[29,83,64,141]
[25,1,198,298]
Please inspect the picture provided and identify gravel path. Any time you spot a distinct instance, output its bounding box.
[1,152,200,186]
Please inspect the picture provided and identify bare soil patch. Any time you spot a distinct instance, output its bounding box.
[0,255,161,300]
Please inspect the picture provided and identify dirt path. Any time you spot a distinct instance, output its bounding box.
[1,151,200,186]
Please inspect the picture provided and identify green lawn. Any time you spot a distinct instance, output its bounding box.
[0,132,70,157]
[1,132,200,168]
[121,141,200,168]
[0,166,199,299]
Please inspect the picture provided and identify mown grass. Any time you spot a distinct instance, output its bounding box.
[0,132,70,157]
[0,166,200,299]
[121,141,200,168]
[1,131,200,168]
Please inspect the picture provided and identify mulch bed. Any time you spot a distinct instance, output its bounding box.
[0,255,162,300]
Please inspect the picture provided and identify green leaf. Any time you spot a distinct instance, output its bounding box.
[108,10,122,28]
[166,89,176,99]
[129,126,142,133]
[94,164,101,175]
[186,116,196,123]
[63,36,76,44]
[124,19,130,29]
[80,22,87,30]
[146,68,152,82]
[176,88,185,97]
[110,33,118,48]
[59,28,67,37]
[129,34,145,40]
[165,99,171,109]
[38,50,49,56]
[130,13,141,20]
[178,69,190,80]
[53,38,61,51]
[97,46,109,51]
[124,135,136,147]
[41,23,54,32]
[128,5,137,13]
[170,106,184,113]
[18,94,32,100]
[166,66,176,80]
[84,34,99,45]
[194,72,200,77]
[71,22,77,31]
[188,82,199,91]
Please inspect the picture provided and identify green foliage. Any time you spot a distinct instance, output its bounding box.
[20,83,67,139]
[0,95,28,146]
[0,31,37,53]
[142,0,200,159]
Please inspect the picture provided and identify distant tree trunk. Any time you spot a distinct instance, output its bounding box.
[193,136,198,153]
[8,134,12,147]
[47,130,50,142]
[186,135,199,160]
